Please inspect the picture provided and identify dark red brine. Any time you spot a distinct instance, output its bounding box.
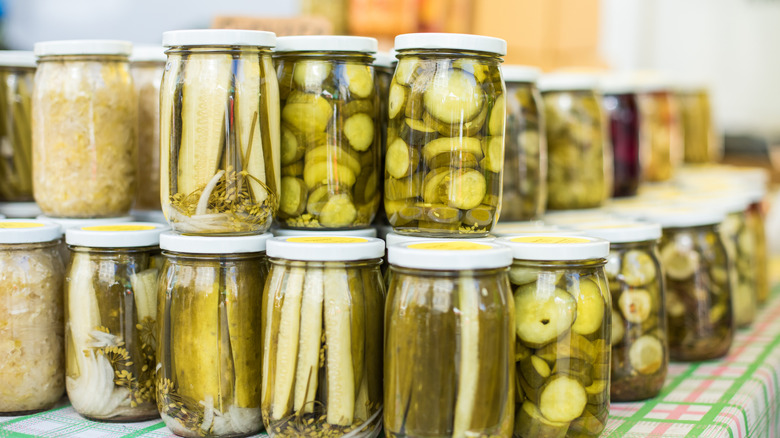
[603,93,640,197]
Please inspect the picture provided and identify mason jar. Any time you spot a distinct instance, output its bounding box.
[0,51,35,202]
[678,86,720,164]
[385,240,514,437]
[156,232,271,437]
[576,222,667,402]
[539,74,611,210]
[500,65,546,221]
[275,36,380,230]
[33,40,137,218]
[262,236,385,437]
[600,75,641,198]
[385,33,507,237]
[636,79,683,182]
[372,51,396,226]
[0,220,64,415]
[160,30,280,235]
[499,235,611,438]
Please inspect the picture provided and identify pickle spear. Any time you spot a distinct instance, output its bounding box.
[225,266,263,408]
[67,253,101,380]
[262,55,282,195]
[160,55,183,213]
[130,268,158,322]
[262,266,286,410]
[293,268,324,413]
[272,266,305,420]
[236,53,268,203]
[323,267,355,426]
[453,273,479,436]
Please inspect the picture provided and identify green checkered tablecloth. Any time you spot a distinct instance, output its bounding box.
[4,292,780,438]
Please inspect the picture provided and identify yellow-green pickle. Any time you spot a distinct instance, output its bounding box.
[385,241,515,438]
[274,36,381,229]
[678,87,719,164]
[65,223,167,421]
[0,51,35,202]
[500,235,611,438]
[160,30,280,235]
[384,33,507,237]
[371,51,396,225]
[636,85,682,182]
[156,232,270,437]
[262,236,385,437]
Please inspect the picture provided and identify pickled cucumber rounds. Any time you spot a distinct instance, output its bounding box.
[720,208,758,328]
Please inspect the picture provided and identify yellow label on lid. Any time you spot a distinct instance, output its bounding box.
[0,222,45,229]
[408,241,492,251]
[82,225,157,232]
[286,236,368,244]
[511,236,590,244]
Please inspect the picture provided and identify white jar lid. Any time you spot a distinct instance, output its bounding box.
[34,40,133,57]
[543,209,616,226]
[66,222,169,248]
[267,236,385,261]
[130,44,167,63]
[599,73,642,94]
[163,29,276,48]
[500,235,609,260]
[373,50,396,68]
[274,228,377,238]
[0,50,36,68]
[502,65,541,83]
[0,202,39,218]
[275,36,377,53]
[388,240,512,270]
[492,221,571,237]
[631,207,725,228]
[538,72,599,92]
[37,215,135,230]
[160,231,272,254]
[0,220,62,244]
[385,232,496,247]
[394,33,507,56]
[575,221,662,243]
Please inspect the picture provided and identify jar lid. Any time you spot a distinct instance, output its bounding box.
[629,207,725,228]
[388,240,512,270]
[0,202,40,218]
[394,33,507,56]
[37,215,135,230]
[543,209,616,226]
[274,228,377,238]
[275,36,377,53]
[373,50,396,68]
[34,40,133,57]
[130,44,166,63]
[385,232,496,247]
[575,221,662,243]
[0,50,36,68]
[502,65,541,83]
[538,73,599,92]
[491,221,571,237]
[267,236,385,261]
[160,231,272,254]
[0,220,62,244]
[162,29,276,48]
[66,222,169,248]
[599,73,641,94]
[499,235,610,261]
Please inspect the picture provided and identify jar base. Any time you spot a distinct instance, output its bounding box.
[80,411,160,423]
[0,407,53,417]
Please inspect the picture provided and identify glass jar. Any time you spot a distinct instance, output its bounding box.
[500,65,546,221]
[0,51,35,202]
[637,83,683,182]
[500,235,611,438]
[262,236,385,437]
[275,36,380,230]
[385,33,507,237]
[0,220,64,415]
[38,215,135,265]
[539,74,611,210]
[130,46,166,211]
[160,30,280,235]
[747,190,769,304]
[600,76,641,197]
[156,232,271,437]
[385,241,514,437]
[576,222,667,402]
[372,51,396,226]
[678,87,719,163]
[64,223,167,421]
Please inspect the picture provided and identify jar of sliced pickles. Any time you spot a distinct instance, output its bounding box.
[156,232,271,437]
[636,79,683,182]
[160,30,280,235]
[576,222,667,402]
[539,74,611,210]
[385,33,507,237]
[0,220,64,415]
[600,75,641,197]
[33,40,137,218]
[275,36,380,230]
[0,51,35,202]
[64,222,167,421]
[263,236,385,437]
[372,51,396,226]
[678,86,719,163]
[499,235,611,438]
[500,65,546,221]
[385,240,514,437]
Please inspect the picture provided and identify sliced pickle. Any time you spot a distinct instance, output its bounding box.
[438,168,486,211]
[538,375,587,423]
[424,69,485,124]
[568,279,605,336]
[514,283,576,348]
[386,138,419,179]
[344,113,374,152]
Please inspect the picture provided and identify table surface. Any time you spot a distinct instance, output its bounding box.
[4,293,780,438]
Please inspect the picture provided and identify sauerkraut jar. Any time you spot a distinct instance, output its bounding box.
[156,232,271,437]
[0,220,64,415]
[0,51,35,202]
[274,36,380,230]
[64,222,167,421]
[33,40,137,218]
[161,30,280,235]
[385,241,514,437]
[600,76,641,198]
[385,33,507,237]
[539,74,611,210]
[500,65,546,221]
[499,235,611,438]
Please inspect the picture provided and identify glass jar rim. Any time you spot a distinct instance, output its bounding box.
[275,35,377,54]
[394,33,506,56]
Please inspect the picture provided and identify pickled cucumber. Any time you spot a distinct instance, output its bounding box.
[424,69,484,124]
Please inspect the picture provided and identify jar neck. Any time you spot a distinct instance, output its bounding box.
[274,51,374,63]
[389,265,507,278]
[610,240,657,251]
[167,46,271,56]
[396,49,502,62]
[270,257,382,269]
[511,258,607,269]
[162,250,266,262]
[38,54,129,63]
[70,245,159,255]
[0,239,61,251]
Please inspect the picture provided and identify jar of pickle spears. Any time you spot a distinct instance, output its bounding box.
[161,30,280,235]
[499,235,611,438]
[64,222,167,421]
[385,33,507,237]
[156,232,271,437]
[539,74,611,210]
[275,36,380,230]
[576,222,667,402]
[600,75,641,197]
[0,220,64,415]
[678,86,719,163]
[385,240,514,437]
[33,40,137,218]
[500,65,546,221]
[263,236,385,437]
[636,79,683,182]
[0,51,35,202]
